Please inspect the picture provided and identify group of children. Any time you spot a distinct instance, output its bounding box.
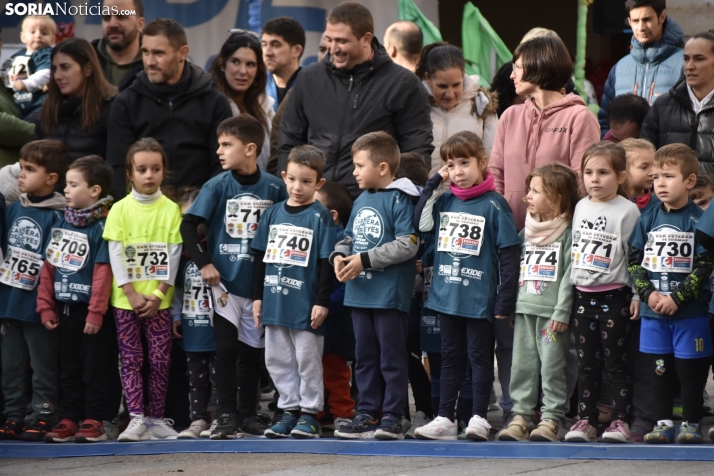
[1,110,713,445]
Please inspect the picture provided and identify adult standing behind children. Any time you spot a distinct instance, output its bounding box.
[262,17,304,111]
[278,2,433,199]
[210,31,274,171]
[598,0,685,138]
[106,18,233,198]
[489,36,600,231]
[640,30,714,174]
[92,0,145,91]
[383,21,422,73]
[35,38,117,164]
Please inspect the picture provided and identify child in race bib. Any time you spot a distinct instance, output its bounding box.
[103,139,183,441]
[566,143,640,444]
[498,164,578,442]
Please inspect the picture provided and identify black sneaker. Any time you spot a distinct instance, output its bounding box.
[374,413,404,440]
[334,413,380,439]
[240,415,270,436]
[0,420,25,440]
[210,413,242,440]
[20,419,53,441]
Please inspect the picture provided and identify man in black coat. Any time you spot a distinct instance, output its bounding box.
[106,18,232,198]
[277,2,433,199]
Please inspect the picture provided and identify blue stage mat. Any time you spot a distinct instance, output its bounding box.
[2,439,714,461]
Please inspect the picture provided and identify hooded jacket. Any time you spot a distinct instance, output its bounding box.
[106,62,233,198]
[278,38,434,199]
[640,79,714,172]
[427,74,499,176]
[489,93,600,230]
[598,17,685,137]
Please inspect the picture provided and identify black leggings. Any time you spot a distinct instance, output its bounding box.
[214,314,262,419]
[406,331,432,419]
[650,353,709,423]
[573,288,632,426]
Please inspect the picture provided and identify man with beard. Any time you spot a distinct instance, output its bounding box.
[92,0,145,91]
[106,18,232,198]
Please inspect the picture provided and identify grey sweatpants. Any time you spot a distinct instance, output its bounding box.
[265,325,324,414]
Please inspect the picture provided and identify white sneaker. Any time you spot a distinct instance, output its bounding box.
[405,411,432,439]
[200,419,218,438]
[103,420,119,441]
[177,419,208,439]
[465,415,491,441]
[413,416,458,440]
[118,415,150,442]
[147,417,178,440]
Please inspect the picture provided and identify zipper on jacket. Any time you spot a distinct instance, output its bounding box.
[331,75,354,180]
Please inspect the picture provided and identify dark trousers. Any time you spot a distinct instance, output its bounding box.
[214,314,262,419]
[573,289,632,426]
[629,319,655,426]
[438,314,494,419]
[57,304,117,422]
[406,331,432,418]
[352,308,408,417]
[187,351,216,421]
[651,353,710,423]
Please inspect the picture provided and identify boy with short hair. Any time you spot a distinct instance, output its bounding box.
[37,155,116,443]
[0,140,67,441]
[1,15,56,118]
[629,143,714,444]
[314,181,356,431]
[604,94,650,143]
[251,145,336,438]
[180,115,288,439]
[331,131,421,440]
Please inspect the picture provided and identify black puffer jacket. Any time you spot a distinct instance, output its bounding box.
[106,63,233,198]
[640,79,714,170]
[34,96,113,163]
[278,38,433,198]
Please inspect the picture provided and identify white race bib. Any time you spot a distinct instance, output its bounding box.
[642,231,695,273]
[264,225,313,267]
[182,277,212,316]
[123,243,170,281]
[520,242,560,282]
[572,229,617,274]
[46,228,89,272]
[225,199,272,239]
[0,245,43,290]
[437,212,485,256]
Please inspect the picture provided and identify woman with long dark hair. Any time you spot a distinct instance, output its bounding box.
[36,37,117,162]
[210,30,274,170]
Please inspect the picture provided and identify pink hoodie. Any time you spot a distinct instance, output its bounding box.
[489,93,600,230]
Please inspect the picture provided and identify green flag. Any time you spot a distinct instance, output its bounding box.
[397,0,443,46]
[461,2,512,87]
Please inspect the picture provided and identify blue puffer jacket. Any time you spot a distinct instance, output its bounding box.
[598,17,685,137]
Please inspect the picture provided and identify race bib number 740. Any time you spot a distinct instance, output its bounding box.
[264,225,313,267]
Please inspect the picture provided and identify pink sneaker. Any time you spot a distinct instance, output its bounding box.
[564,419,597,442]
[602,419,632,443]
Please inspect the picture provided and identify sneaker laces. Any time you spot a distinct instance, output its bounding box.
[152,418,175,430]
[570,419,590,432]
[126,416,145,431]
[208,419,219,430]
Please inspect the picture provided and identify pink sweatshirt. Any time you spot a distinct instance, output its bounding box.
[489,93,600,230]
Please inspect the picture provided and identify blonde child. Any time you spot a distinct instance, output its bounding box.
[413,131,520,441]
[496,163,579,442]
[1,16,56,117]
[565,142,641,443]
[103,138,183,442]
[621,138,659,214]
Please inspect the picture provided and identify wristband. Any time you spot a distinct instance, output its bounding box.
[153,289,166,301]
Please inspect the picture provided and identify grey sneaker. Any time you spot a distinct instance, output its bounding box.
[147,418,178,440]
[103,420,119,441]
[178,419,208,439]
